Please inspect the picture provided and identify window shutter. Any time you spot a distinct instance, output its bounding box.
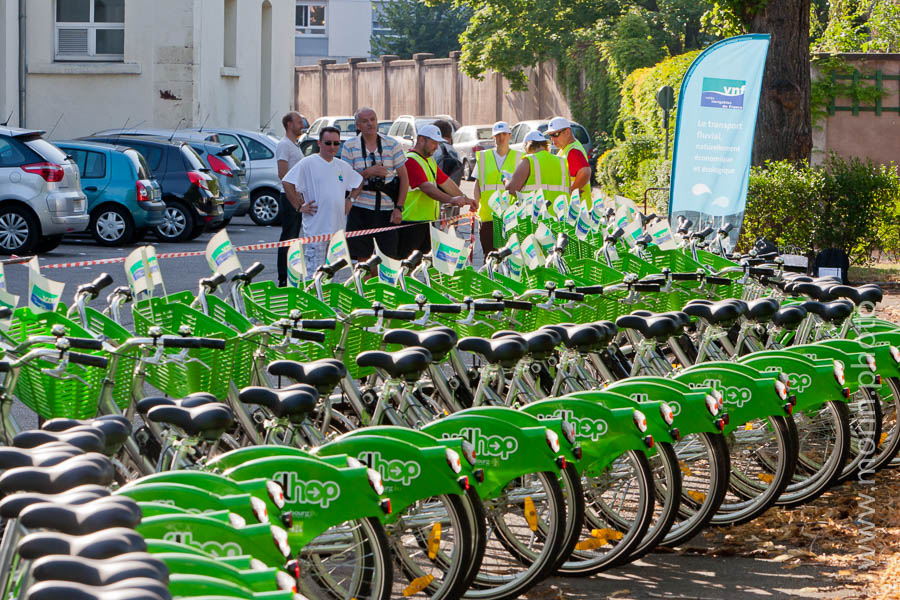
[57,28,89,55]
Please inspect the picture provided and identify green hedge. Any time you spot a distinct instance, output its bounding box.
[740,156,900,264]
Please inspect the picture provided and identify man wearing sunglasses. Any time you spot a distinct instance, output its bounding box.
[342,107,409,260]
[282,126,363,275]
[546,116,592,207]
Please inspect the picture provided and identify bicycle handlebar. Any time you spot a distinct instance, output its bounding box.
[382,309,417,321]
[66,338,104,351]
[472,301,506,312]
[68,352,109,369]
[554,290,585,301]
[632,283,662,293]
[429,304,463,314]
[671,272,702,281]
[574,285,604,295]
[296,319,337,330]
[319,259,348,277]
[291,329,327,343]
[705,276,733,286]
[162,337,226,350]
[232,261,265,283]
[503,300,533,311]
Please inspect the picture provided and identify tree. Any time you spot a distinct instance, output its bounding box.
[703,1,813,164]
[371,0,472,59]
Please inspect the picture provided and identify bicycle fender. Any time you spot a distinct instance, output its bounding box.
[740,351,845,412]
[122,471,260,497]
[223,456,386,546]
[156,552,279,593]
[784,344,876,394]
[421,415,558,500]
[560,390,679,445]
[137,514,287,568]
[605,379,723,435]
[674,368,789,433]
[206,446,317,471]
[166,572,286,599]
[118,483,260,524]
[817,338,900,380]
[519,398,646,474]
[314,436,467,519]
[848,317,898,335]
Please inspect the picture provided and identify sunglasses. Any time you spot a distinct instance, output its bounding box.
[321,140,340,147]
[549,131,564,138]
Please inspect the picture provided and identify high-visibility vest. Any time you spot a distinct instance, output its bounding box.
[476,148,522,222]
[403,151,440,222]
[558,140,592,208]
[522,151,570,217]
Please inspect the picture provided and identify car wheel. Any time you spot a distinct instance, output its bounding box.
[0,206,38,255]
[249,189,281,226]
[33,235,65,254]
[133,227,148,242]
[155,201,195,242]
[90,205,134,247]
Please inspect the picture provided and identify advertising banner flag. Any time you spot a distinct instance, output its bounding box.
[374,240,403,286]
[326,231,351,272]
[125,247,149,295]
[206,229,242,276]
[143,246,165,294]
[431,226,466,276]
[669,34,770,243]
[287,239,307,287]
[27,258,64,314]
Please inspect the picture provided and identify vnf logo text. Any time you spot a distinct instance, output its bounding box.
[442,428,518,460]
[763,367,811,394]
[536,409,608,442]
[688,379,752,407]
[273,472,341,509]
[359,451,421,486]
[163,531,242,557]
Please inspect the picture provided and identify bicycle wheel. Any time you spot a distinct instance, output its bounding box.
[299,516,392,600]
[465,471,566,600]
[388,493,476,600]
[712,415,796,526]
[663,432,730,547]
[836,389,882,484]
[623,442,681,561]
[556,449,655,576]
[870,377,900,471]
[775,400,849,508]
[550,463,586,571]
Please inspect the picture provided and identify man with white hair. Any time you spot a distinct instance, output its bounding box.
[546,116,592,205]
[341,107,409,259]
[398,124,477,257]
[473,121,522,254]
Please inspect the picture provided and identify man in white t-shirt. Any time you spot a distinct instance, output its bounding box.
[275,111,306,286]
[282,126,363,275]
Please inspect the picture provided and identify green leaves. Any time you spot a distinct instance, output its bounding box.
[370,0,472,59]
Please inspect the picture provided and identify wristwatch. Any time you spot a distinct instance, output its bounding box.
[394,205,404,211]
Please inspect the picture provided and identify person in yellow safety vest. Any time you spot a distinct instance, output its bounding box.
[505,130,571,218]
[546,116,591,208]
[473,121,522,255]
[398,124,477,259]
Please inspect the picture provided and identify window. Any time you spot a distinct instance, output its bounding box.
[240,135,275,161]
[0,137,32,167]
[296,1,326,35]
[55,0,125,61]
[216,133,245,162]
[372,2,390,35]
[126,144,164,172]
[223,0,237,68]
[573,125,590,145]
[123,149,150,180]
[68,150,106,179]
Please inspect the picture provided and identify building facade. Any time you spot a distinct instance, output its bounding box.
[294,0,389,66]
[0,0,295,139]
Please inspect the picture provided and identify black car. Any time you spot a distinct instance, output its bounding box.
[81,135,224,242]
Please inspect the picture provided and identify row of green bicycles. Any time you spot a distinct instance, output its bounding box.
[0,210,898,600]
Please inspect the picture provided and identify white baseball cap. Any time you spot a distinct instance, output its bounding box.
[524,130,548,143]
[417,124,445,143]
[546,116,572,134]
[492,121,511,136]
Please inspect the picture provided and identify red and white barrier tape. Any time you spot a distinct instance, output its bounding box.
[1,214,473,270]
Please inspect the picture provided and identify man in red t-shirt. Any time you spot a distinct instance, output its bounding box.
[546,117,591,200]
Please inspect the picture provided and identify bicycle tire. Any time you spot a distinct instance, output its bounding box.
[555,449,654,576]
[621,441,681,561]
[712,415,796,526]
[663,432,730,547]
[549,462,586,571]
[775,400,850,508]
[869,377,900,471]
[836,388,882,484]
[464,470,566,600]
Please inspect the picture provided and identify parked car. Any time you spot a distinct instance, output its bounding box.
[452,124,496,181]
[0,127,88,254]
[387,115,462,151]
[94,129,251,224]
[82,135,223,242]
[54,141,165,246]
[300,116,357,143]
[378,120,392,136]
[509,119,594,158]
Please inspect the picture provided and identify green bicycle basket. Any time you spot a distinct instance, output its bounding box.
[74,305,140,412]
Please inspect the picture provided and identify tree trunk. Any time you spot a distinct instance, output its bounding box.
[750,0,812,165]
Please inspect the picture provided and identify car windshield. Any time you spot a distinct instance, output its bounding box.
[537,124,548,133]
[333,119,357,134]
[414,119,437,131]
[378,122,392,134]
[476,128,493,140]
[181,144,207,171]
[22,135,68,164]
[124,149,151,179]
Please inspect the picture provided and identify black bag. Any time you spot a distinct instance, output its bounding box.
[814,248,850,284]
[437,143,463,184]
[360,135,400,210]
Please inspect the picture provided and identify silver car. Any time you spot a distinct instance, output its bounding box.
[0,127,89,254]
[452,124,496,181]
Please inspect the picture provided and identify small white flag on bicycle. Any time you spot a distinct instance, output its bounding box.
[124,246,150,295]
[0,262,18,312]
[575,205,593,240]
[535,223,555,255]
[647,218,678,250]
[455,245,471,271]
[552,194,568,222]
[27,257,64,314]
[287,239,307,287]
[206,229,242,276]
[501,204,518,237]
[374,240,403,286]
[521,234,543,270]
[567,193,581,228]
[326,230,351,273]
[431,225,466,276]
[488,190,509,218]
[615,205,643,248]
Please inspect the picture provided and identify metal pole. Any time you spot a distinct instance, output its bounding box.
[18,0,26,127]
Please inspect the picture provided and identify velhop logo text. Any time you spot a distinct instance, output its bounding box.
[273,472,341,509]
[701,77,746,110]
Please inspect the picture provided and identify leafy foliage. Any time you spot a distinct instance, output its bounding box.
[740,155,900,263]
[371,0,472,59]
[811,0,900,53]
[809,54,888,127]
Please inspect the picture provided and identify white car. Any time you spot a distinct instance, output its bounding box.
[387,115,461,151]
[299,116,357,144]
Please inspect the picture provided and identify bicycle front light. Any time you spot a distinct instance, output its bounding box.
[266,481,286,510]
[705,394,720,416]
[866,354,877,373]
[461,440,477,466]
[633,410,648,433]
[271,525,291,557]
[660,403,675,426]
[228,512,247,528]
[891,346,900,364]
[545,429,561,453]
[774,380,788,401]
[445,448,462,474]
[250,496,268,523]
[834,360,846,386]
[367,468,385,495]
[561,419,577,445]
